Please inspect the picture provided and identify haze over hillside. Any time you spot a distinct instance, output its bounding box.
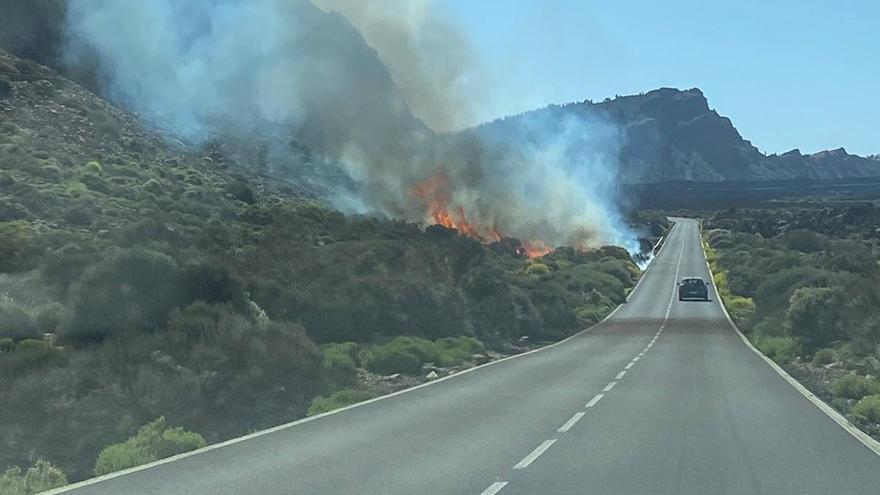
[2,0,878,240]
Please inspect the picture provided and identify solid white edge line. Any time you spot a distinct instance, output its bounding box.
[603,381,617,392]
[480,481,509,495]
[698,218,880,458]
[513,439,557,469]
[586,393,604,408]
[557,411,587,433]
[47,225,679,495]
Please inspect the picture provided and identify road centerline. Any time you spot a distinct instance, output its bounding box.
[557,412,586,433]
[479,481,508,495]
[513,439,557,469]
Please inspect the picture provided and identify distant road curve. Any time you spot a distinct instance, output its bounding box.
[53,218,880,495]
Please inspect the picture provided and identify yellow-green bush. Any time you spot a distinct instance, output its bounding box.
[0,460,68,495]
[307,388,376,416]
[359,336,484,375]
[754,336,799,365]
[525,263,550,276]
[93,417,206,476]
[321,342,360,387]
[853,395,880,424]
[726,295,755,324]
[83,160,103,175]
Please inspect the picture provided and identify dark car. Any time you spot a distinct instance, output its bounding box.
[678,277,709,301]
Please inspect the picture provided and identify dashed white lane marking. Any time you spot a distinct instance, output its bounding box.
[603,381,617,392]
[624,362,634,370]
[615,370,626,380]
[480,481,508,495]
[632,356,640,363]
[557,412,586,433]
[586,394,604,408]
[513,439,557,469]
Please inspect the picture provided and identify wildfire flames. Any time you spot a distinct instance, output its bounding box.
[410,173,553,258]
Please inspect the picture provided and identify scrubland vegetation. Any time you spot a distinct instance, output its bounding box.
[702,203,880,439]
[0,49,657,484]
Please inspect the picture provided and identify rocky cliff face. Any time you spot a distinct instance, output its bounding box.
[481,87,880,184]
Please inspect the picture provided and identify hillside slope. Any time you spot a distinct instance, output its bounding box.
[0,47,655,483]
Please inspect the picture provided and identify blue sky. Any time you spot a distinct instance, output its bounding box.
[445,0,878,156]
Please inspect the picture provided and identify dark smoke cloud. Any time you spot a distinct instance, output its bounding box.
[64,0,636,251]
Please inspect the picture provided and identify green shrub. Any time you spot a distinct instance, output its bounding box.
[435,336,484,366]
[525,263,550,276]
[359,336,483,374]
[575,304,612,324]
[17,339,52,353]
[0,300,40,340]
[35,302,69,334]
[93,417,206,476]
[59,249,184,345]
[0,221,36,272]
[83,160,104,175]
[0,460,68,495]
[831,374,880,400]
[307,388,376,416]
[752,316,786,338]
[812,348,835,366]
[853,395,880,424]
[361,342,424,375]
[726,295,755,324]
[754,336,799,364]
[787,286,848,352]
[0,337,13,353]
[142,178,163,194]
[321,342,360,387]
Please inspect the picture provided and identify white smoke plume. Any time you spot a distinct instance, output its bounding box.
[311,0,483,133]
[64,0,636,252]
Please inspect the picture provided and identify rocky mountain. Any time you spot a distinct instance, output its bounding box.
[480,88,880,184]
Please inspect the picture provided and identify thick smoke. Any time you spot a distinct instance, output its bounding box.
[311,0,482,133]
[64,0,636,252]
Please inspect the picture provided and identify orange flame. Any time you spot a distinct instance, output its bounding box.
[521,240,553,259]
[410,172,552,258]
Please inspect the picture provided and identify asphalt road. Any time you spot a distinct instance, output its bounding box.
[58,218,880,495]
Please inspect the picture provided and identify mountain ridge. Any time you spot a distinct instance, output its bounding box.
[477,87,879,184]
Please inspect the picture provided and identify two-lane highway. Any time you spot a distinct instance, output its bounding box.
[56,218,880,495]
